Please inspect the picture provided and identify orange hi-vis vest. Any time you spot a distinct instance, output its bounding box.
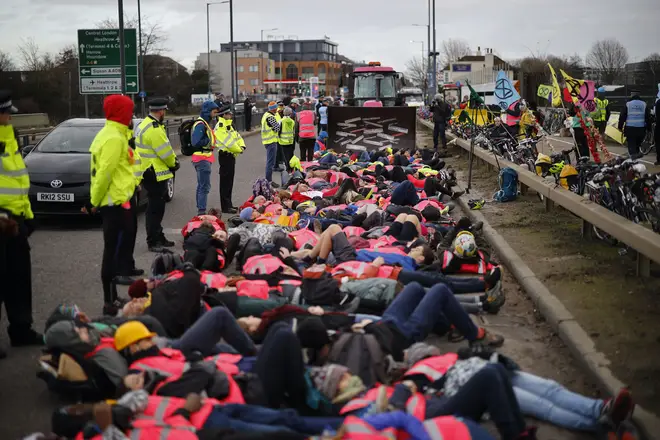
[339,386,426,421]
[403,354,459,382]
[164,270,228,289]
[297,110,316,139]
[440,250,493,275]
[506,101,521,127]
[129,349,245,404]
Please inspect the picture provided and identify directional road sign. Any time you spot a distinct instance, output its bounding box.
[77,29,139,95]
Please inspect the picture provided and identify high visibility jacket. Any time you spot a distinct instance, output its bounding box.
[192,118,216,163]
[403,354,459,382]
[0,124,33,219]
[275,112,283,143]
[214,118,243,157]
[163,269,227,288]
[127,128,144,184]
[625,100,647,128]
[129,349,245,404]
[261,112,278,145]
[340,415,472,440]
[279,116,295,145]
[76,416,197,440]
[138,395,218,429]
[505,101,521,127]
[135,116,176,182]
[297,110,316,138]
[89,120,137,208]
[440,250,493,275]
[340,386,426,420]
[227,119,246,150]
[593,98,609,122]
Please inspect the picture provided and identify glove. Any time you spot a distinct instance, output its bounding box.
[0,215,19,237]
[128,137,136,149]
[170,158,181,172]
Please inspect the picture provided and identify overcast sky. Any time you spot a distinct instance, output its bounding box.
[2,0,659,72]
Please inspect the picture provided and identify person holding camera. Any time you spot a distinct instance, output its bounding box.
[430,94,452,150]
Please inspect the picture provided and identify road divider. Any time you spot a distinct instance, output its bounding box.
[418,117,660,277]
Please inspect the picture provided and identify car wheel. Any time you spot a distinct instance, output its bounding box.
[165,178,175,202]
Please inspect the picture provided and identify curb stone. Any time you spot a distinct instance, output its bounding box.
[415,119,660,439]
[452,188,660,440]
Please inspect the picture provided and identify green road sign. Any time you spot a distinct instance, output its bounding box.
[77,29,139,95]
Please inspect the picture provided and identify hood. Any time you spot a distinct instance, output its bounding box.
[200,101,220,121]
[104,95,134,126]
[318,131,328,140]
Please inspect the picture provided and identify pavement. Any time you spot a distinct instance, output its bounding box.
[0,128,607,439]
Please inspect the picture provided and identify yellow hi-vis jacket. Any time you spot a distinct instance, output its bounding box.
[0,124,33,219]
[89,120,137,207]
[261,112,277,145]
[279,116,295,145]
[214,118,244,157]
[135,115,176,182]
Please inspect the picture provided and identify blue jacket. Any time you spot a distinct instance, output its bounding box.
[356,250,418,271]
[192,101,220,148]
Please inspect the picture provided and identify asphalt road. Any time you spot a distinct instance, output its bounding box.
[0,130,594,439]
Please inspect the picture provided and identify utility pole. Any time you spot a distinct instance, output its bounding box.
[229,0,236,109]
[206,3,212,96]
[431,0,437,95]
[137,0,146,115]
[427,0,432,101]
[118,0,126,94]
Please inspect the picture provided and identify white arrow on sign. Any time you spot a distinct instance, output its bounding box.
[79,43,85,53]
[127,81,137,87]
[81,69,90,74]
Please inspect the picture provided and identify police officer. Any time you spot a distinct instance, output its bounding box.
[593,89,610,135]
[618,91,651,159]
[0,91,42,357]
[214,105,245,213]
[135,98,179,252]
[89,94,139,314]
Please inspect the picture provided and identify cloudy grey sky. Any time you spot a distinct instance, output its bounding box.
[2,0,659,72]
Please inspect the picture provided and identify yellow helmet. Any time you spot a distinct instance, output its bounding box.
[453,231,477,258]
[535,153,551,166]
[535,153,552,176]
[559,164,578,178]
[114,321,156,351]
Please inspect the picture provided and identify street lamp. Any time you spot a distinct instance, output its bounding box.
[206,1,229,96]
[260,28,278,93]
[411,40,425,89]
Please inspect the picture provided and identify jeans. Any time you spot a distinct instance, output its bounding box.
[390,180,419,206]
[397,270,486,294]
[203,404,343,435]
[170,307,257,356]
[512,371,603,431]
[433,121,447,149]
[382,282,479,343]
[265,142,278,182]
[193,160,212,214]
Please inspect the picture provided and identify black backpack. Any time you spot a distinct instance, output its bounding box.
[328,332,389,388]
[179,119,198,156]
[151,251,184,276]
[301,273,342,306]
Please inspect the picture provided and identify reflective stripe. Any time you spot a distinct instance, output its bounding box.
[138,152,158,158]
[423,420,445,440]
[0,187,29,195]
[344,421,373,434]
[134,171,143,177]
[0,167,28,177]
[155,142,172,152]
[156,170,172,177]
[406,364,444,381]
[159,149,174,159]
[154,397,172,420]
[130,429,141,440]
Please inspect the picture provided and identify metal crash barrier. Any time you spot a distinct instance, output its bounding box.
[418,117,660,277]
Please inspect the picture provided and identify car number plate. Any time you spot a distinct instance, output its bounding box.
[37,192,75,202]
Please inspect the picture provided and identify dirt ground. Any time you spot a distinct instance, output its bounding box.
[416,127,660,420]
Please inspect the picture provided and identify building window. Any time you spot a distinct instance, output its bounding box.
[295,42,301,52]
[302,66,314,79]
[249,65,258,72]
[238,79,245,85]
[238,65,244,72]
[318,63,326,80]
[268,43,273,52]
[286,63,299,80]
[250,79,259,86]
[275,67,281,76]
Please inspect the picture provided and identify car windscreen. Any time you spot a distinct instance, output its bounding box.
[36,124,103,153]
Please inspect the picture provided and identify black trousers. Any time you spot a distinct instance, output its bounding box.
[245,113,252,131]
[433,121,447,149]
[299,138,315,162]
[100,205,134,303]
[128,191,139,269]
[573,127,590,158]
[281,144,295,172]
[142,167,168,246]
[0,219,34,335]
[218,152,236,212]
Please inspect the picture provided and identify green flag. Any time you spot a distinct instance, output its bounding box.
[458,110,473,124]
[465,80,484,106]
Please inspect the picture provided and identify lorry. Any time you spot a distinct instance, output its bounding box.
[398,87,424,107]
[349,62,403,107]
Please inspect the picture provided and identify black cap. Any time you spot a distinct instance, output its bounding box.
[0,90,18,114]
[277,100,284,106]
[218,105,233,116]
[148,97,168,111]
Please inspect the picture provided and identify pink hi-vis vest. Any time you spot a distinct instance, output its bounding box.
[403,354,459,382]
[441,250,493,274]
[289,228,320,250]
[242,254,289,275]
[331,261,396,280]
[340,386,426,421]
[297,110,316,139]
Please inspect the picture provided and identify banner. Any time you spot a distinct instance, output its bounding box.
[327,106,417,153]
[537,84,553,101]
[494,70,520,110]
[560,70,596,112]
[547,64,562,107]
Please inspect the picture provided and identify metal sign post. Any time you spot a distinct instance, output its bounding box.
[77,28,139,95]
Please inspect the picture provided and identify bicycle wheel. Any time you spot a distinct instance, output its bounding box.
[639,132,653,155]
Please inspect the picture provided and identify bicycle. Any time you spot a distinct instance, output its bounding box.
[639,122,656,156]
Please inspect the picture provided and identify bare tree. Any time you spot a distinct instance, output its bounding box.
[642,53,660,84]
[405,56,427,89]
[0,50,15,71]
[440,39,471,67]
[97,16,167,57]
[18,38,43,71]
[586,39,629,84]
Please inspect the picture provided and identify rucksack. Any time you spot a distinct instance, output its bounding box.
[328,332,389,388]
[151,251,184,276]
[178,119,198,156]
[494,167,518,202]
[301,273,343,306]
[252,178,273,199]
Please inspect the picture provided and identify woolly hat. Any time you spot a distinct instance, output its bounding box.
[309,364,349,400]
[295,317,330,349]
[406,342,441,367]
[268,101,278,111]
[128,279,148,299]
[239,207,254,222]
[103,94,134,126]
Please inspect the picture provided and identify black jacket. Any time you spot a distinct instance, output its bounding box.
[431,101,452,123]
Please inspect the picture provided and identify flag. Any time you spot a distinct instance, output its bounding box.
[537,84,553,101]
[559,69,596,112]
[465,80,484,106]
[547,64,562,107]
[494,70,520,110]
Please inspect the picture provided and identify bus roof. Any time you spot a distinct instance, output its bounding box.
[353,66,396,73]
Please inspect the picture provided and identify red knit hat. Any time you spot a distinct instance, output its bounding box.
[103,94,134,126]
[128,279,148,299]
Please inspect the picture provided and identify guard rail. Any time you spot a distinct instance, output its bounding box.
[418,117,660,277]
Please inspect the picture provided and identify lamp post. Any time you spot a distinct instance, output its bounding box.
[432,0,437,95]
[118,0,126,94]
[260,28,278,94]
[206,1,229,96]
[412,21,430,102]
[411,40,425,90]
[137,0,145,115]
[229,0,236,109]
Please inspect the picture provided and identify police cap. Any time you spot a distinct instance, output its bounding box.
[0,90,18,114]
[148,97,168,111]
[218,105,233,116]
[277,100,284,106]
